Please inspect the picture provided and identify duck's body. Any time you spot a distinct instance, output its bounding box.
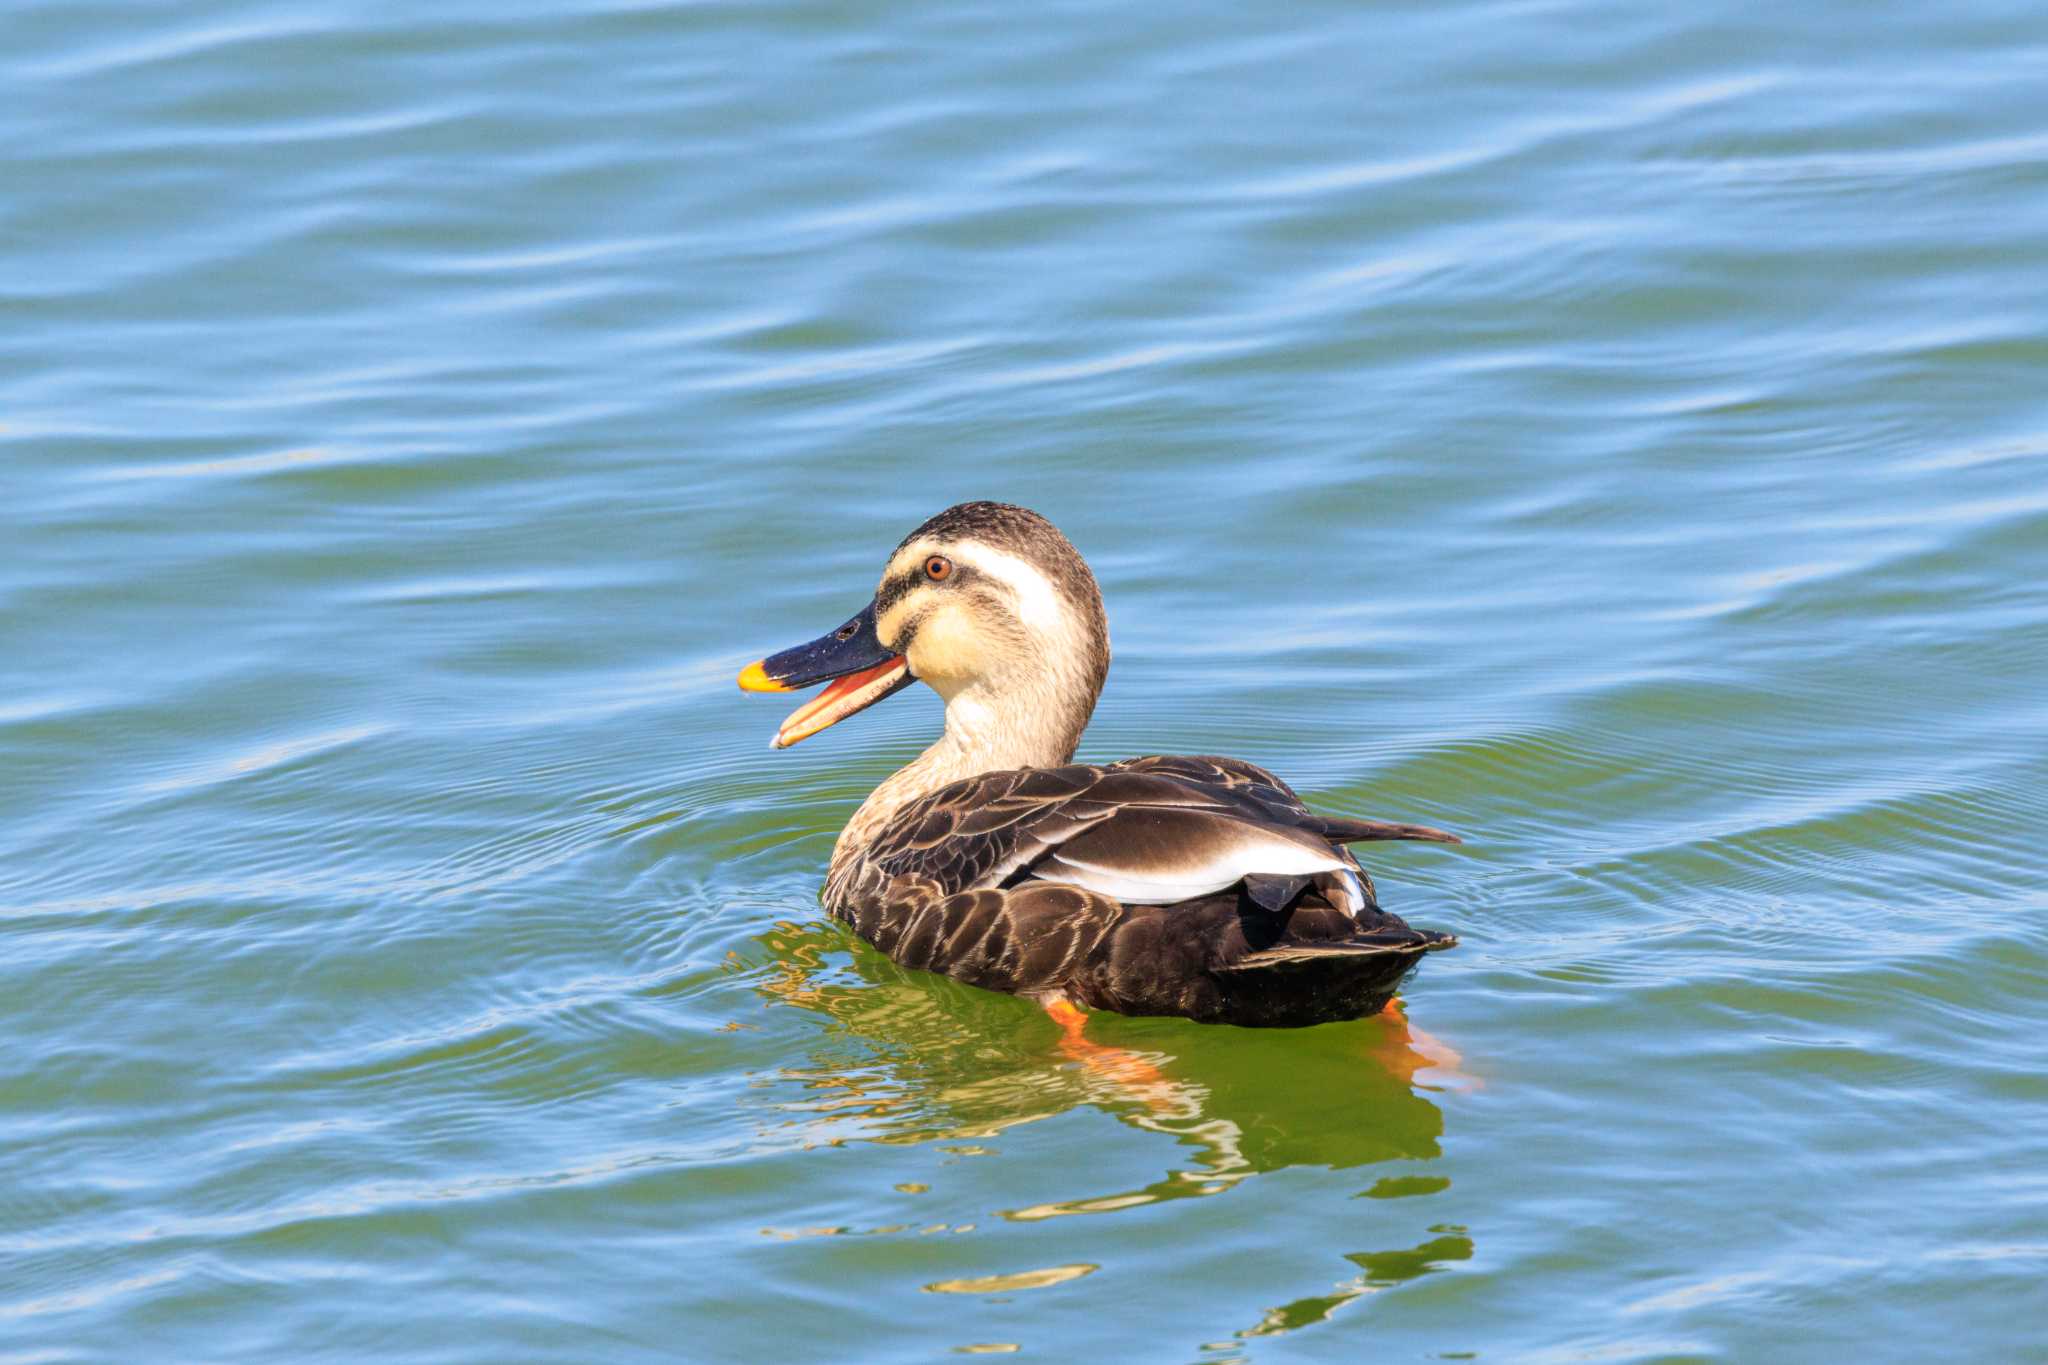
[740,502,1461,1028]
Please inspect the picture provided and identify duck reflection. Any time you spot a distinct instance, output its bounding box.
[748,920,1474,1341]
[1237,1230,1476,1338]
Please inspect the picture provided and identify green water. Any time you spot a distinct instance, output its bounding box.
[6,1,2047,1359]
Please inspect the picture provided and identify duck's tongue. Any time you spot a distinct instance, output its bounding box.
[771,656,911,749]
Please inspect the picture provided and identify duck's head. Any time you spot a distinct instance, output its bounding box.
[740,501,1111,757]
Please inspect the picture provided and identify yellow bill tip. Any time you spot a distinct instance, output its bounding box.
[737,660,792,693]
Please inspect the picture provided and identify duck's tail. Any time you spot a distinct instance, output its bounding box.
[1307,816,1462,846]
[1209,928,1455,1027]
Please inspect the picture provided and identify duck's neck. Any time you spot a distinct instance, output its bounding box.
[831,674,1092,873]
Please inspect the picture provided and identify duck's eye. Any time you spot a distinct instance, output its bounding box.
[924,555,953,582]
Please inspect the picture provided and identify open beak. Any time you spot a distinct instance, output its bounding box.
[737,600,915,749]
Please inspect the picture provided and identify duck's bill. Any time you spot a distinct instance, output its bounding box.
[737,600,916,749]
[762,655,912,748]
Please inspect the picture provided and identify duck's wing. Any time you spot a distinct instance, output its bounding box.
[862,758,1456,910]
[856,764,1107,895]
[841,757,1460,1022]
[1107,755,1462,848]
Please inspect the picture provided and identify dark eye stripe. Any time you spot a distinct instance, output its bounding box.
[875,568,922,616]
[874,558,992,632]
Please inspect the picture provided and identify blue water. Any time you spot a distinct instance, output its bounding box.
[5,1,2047,1359]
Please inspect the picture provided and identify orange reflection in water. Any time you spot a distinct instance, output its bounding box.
[1046,993,1475,1108]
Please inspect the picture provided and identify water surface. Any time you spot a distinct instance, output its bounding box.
[5,0,2047,1359]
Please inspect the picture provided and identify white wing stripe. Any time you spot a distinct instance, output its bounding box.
[1036,854,1240,905]
[1035,835,1347,905]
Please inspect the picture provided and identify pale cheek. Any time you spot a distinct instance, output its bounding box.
[906,606,978,680]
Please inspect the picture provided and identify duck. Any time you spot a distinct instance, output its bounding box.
[737,501,1462,1028]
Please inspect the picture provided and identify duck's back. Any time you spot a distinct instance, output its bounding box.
[824,754,1458,1026]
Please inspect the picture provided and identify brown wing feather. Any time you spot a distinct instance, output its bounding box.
[1113,756,1460,843]
[826,754,1461,1023]
[1311,816,1462,845]
[858,766,1102,892]
[856,756,1453,902]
